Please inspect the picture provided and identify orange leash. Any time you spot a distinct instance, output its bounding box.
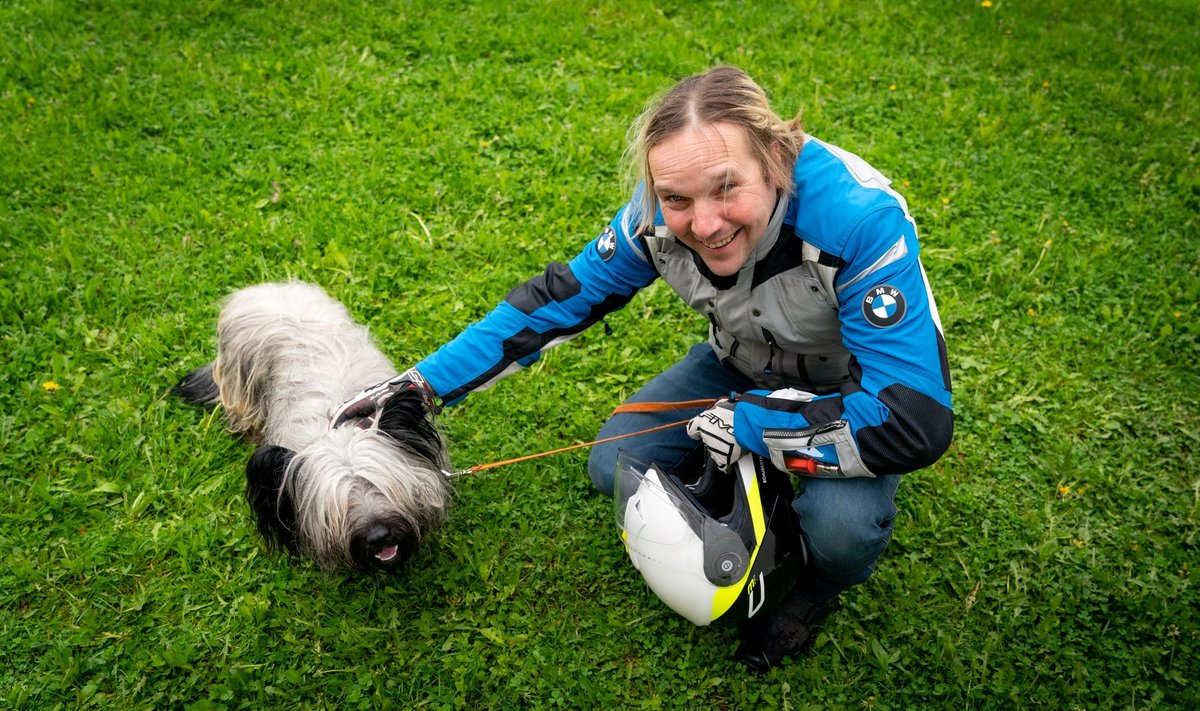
[611,398,718,414]
[443,399,716,478]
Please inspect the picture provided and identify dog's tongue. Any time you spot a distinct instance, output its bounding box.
[375,545,399,562]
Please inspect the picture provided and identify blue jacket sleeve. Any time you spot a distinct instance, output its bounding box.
[733,206,953,476]
[416,204,657,406]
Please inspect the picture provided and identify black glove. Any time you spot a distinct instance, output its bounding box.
[329,367,436,429]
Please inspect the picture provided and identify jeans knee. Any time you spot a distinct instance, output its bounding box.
[791,477,899,585]
[802,515,894,584]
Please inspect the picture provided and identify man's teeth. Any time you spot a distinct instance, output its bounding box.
[702,233,736,249]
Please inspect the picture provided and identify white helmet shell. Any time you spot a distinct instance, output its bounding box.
[616,452,802,626]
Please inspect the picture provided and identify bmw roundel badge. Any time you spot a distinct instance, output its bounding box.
[862,284,906,328]
[596,226,617,262]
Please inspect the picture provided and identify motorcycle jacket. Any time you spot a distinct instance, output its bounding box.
[416,136,953,477]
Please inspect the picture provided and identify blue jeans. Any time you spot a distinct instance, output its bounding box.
[589,343,900,599]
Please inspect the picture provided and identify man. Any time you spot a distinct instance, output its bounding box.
[336,66,952,670]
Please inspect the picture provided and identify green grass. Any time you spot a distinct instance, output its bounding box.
[2,0,1197,707]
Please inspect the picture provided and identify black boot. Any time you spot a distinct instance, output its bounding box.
[735,594,840,672]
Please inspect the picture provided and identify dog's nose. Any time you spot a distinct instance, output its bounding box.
[366,524,390,546]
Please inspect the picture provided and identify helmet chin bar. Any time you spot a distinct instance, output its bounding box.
[616,451,804,626]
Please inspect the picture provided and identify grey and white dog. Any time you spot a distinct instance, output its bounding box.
[174,281,452,573]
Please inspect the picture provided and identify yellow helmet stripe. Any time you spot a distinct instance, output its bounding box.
[709,461,767,620]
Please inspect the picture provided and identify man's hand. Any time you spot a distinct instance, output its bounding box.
[686,398,743,472]
[329,367,436,430]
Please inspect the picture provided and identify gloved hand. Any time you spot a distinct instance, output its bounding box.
[329,367,437,430]
[686,397,743,472]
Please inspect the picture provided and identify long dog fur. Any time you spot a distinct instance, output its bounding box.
[175,282,452,573]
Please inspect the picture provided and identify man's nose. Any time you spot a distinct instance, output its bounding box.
[692,198,724,239]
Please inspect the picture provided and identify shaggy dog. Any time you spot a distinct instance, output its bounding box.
[174,281,451,573]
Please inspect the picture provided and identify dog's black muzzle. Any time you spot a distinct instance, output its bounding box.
[350,516,418,572]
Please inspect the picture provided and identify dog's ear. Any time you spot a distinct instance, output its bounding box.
[376,388,446,466]
[245,444,299,554]
[173,363,220,408]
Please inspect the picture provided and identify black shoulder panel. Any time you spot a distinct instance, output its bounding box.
[504,262,582,315]
[439,291,636,405]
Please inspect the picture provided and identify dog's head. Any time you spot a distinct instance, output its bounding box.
[245,388,451,573]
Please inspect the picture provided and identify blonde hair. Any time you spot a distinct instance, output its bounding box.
[624,66,804,235]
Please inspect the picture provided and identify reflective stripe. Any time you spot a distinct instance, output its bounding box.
[837,234,909,294]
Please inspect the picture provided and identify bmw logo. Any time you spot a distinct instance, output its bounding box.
[596,226,617,262]
[862,284,906,328]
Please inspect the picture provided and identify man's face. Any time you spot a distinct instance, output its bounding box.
[648,121,779,277]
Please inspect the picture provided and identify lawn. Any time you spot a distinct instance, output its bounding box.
[1,0,1197,708]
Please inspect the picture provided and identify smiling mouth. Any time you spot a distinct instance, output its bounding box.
[374,545,399,562]
[699,229,738,250]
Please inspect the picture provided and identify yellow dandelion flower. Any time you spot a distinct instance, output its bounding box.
[1027,307,1037,317]
[889,84,896,91]
[42,380,60,392]
[1058,484,1071,496]
[1174,311,1182,318]
[981,0,993,7]
[1042,80,1050,90]
[902,179,911,188]
[942,197,950,205]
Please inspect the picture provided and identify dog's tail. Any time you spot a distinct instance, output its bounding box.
[173,363,220,408]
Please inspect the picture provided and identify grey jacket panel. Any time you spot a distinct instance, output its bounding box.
[641,194,852,393]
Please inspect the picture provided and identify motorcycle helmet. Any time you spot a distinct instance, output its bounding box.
[615,450,805,626]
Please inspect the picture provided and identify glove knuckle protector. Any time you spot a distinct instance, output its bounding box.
[687,398,742,471]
